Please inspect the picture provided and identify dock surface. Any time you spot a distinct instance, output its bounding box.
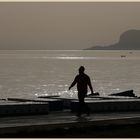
[1,111,140,137]
[1,95,140,137]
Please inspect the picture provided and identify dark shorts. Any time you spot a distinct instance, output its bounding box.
[78,91,87,100]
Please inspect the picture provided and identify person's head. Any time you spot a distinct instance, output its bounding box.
[79,66,85,74]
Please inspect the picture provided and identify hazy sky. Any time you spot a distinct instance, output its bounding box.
[0,2,140,50]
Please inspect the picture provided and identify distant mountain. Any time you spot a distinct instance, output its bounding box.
[86,29,140,50]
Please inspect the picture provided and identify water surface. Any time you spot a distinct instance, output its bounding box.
[0,50,139,99]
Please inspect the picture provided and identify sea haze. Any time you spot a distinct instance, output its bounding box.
[0,50,140,99]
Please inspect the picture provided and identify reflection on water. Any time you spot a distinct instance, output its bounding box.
[0,50,140,98]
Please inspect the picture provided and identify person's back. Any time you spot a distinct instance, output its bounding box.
[75,73,90,93]
[69,66,94,117]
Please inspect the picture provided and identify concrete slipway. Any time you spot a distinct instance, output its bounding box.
[0,93,140,137]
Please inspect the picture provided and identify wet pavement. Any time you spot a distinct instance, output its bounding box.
[0,111,140,129]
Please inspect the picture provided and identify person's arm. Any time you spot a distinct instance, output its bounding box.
[88,78,94,94]
[69,76,77,90]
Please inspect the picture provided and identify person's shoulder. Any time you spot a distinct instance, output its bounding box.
[84,74,90,79]
[75,74,79,79]
[84,73,90,77]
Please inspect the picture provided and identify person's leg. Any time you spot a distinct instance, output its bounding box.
[83,93,90,116]
[84,101,90,116]
[77,93,84,116]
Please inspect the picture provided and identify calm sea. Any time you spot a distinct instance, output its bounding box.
[0,50,140,99]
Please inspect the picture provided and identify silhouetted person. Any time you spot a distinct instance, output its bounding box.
[69,66,94,117]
